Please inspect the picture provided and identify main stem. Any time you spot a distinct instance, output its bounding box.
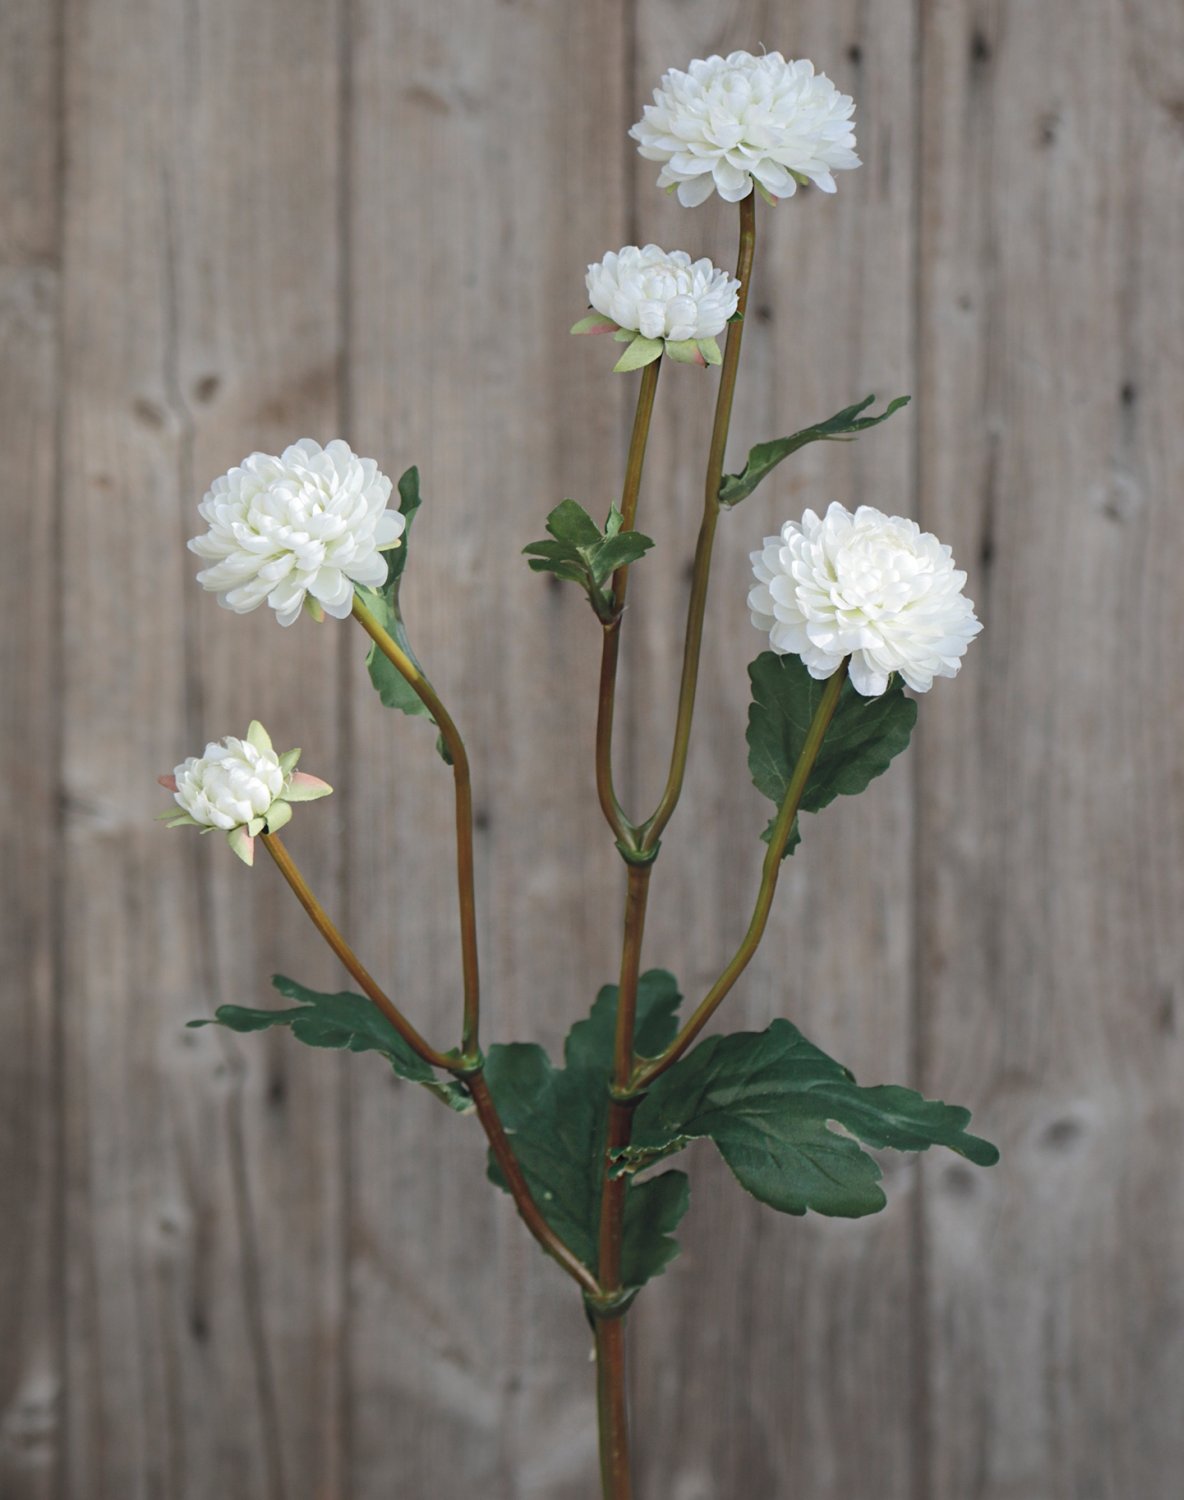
[593,861,652,1500]
[350,595,481,1058]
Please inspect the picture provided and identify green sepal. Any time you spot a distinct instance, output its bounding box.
[571,312,619,335]
[483,971,690,1291]
[356,467,448,764]
[612,335,664,374]
[697,337,723,365]
[755,179,780,206]
[615,1019,999,1218]
[188,974,471,1112]
[612,329,636,343]
[664,338,704,365]
[277,747,301,774]
[747,652,917,859]
[263,798,292,833]
[523,500,654,619]
[718,395,911,507]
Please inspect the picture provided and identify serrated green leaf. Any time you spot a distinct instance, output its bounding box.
[484,972,688,1290]
[747,652,917,859]
[188,974,470,1111]
[618,1019,998,1218]
[613,335,664,374]
[545,498,603,549]
[524,500,652,616]
[357,467,449,761]
[719,395,911,507]
[587,530,655,586]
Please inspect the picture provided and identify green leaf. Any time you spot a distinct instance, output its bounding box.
[617,1019,999,1218]
[747,652,917,859]
[545,497,604,548]
[523,500,653,619]
[356,466,449,761]
[188,974,471,1111]
[484,971,689,1290]
[719,395,911,507]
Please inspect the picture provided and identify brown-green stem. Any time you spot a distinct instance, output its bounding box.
[594,1314,632,1500]
[260,831,600,1298]
[261,831,456,1071]
[631,660,849,1093]
[350,593,482,1057]
[641,193,757,850]
[597,357,661,851]
[593,859,651,1500]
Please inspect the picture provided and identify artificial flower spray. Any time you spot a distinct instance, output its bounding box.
[162,51,996,1499]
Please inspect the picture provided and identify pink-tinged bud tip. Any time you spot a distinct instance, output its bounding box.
[158,774,178,791]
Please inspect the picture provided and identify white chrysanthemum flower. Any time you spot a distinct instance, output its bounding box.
[630,51,859,207]
[189,439,406,627]
[574,245,740,371]
[749,504,982,697]
[158,721,332,865]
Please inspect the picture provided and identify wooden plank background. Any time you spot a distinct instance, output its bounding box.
[1,1,1180,1496]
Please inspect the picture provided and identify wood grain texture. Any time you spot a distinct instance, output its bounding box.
[57,0,345,1496]
[917,2,1184,1497]
[1,0,1181,1495]
[0,8,61,1494]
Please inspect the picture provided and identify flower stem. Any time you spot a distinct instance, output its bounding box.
[594,1313,632,1500]
[641,192,757,851]
[260,831,456,1072]
[261,832,600,1298]
[597,359,662,851]
[466,1070,602,1298]
[631,660,849,1092]
[350,594,482,1059]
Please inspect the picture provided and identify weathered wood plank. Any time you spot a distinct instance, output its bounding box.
[917,2,1184,1496]
[343,3,629,1495]
[0,3,61,1494]
[627,7,921,1497]
[58,0,345,1495]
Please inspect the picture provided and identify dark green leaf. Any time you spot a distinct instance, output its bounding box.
[188,974,471,1111]
[587,531,655,586]
[484,971,688,1290]
[545,498,604,548]
[747,652,917,858]
[523,501,653,619]
[356,467,449,760]
[617,1019,998,1218]
[719,395,911,507]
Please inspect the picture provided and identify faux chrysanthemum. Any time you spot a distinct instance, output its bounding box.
[630,51,859,207]
[573,245,740,371]
[189,439,406,627]
[157,721,331,865]
[749,503,982,696]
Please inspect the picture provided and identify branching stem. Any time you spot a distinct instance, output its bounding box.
[630,661,849,1092]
